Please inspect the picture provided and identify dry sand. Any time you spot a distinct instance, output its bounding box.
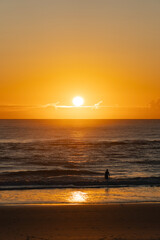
[0,203,160,240]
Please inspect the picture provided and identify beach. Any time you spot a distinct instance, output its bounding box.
[0,203,160,240]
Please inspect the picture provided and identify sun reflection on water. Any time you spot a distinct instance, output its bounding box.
[0,187,160,204]
[68,191,88,203]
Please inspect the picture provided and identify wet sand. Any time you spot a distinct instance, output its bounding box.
[0,203,160,240]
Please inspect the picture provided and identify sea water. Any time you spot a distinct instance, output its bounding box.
[0,119,160,204]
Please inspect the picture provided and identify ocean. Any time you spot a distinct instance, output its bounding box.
[0,119,160,204]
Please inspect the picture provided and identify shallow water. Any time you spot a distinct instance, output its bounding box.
[0,187,160,204]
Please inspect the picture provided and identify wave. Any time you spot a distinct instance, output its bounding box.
[0,176,160,190]
[96,140,160,147]
[1,169,100,177]
[133,160,160,165]
[0,139,160,145]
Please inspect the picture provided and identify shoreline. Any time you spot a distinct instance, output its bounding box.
[0,203,160,240]
[0,186,160,205]
[0,182,160,191]
[1,200,160,206]
[1,201,160,206]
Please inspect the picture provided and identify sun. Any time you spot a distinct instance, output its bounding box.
[72,96,84,107]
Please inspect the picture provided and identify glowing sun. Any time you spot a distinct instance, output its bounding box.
[72,96,84,107]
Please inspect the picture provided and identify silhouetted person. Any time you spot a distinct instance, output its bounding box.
[105,169,110,180]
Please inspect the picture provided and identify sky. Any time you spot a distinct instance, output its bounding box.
[0,0,160,119]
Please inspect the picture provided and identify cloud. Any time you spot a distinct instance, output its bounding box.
[94,101,103,109]
[41,101,104,109]
[0,100,159,118]
[0,105,35,112]
[0,101,150,112]
[41,102,60,108]
[149,99,160,110]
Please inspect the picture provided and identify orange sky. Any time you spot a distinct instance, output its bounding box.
[0,0,160,119]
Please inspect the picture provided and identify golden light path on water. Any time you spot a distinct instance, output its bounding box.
[68,191,88,203]
[0,187,160,204]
